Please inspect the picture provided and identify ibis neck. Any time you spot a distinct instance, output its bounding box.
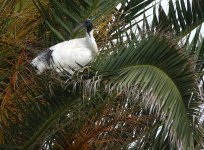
[86,29,94,38]
[86,30,98,55]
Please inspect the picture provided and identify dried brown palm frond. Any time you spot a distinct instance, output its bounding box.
[52,94,157,150]
[0,0,45,144]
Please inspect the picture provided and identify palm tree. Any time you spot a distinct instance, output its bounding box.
[0,0,204,149]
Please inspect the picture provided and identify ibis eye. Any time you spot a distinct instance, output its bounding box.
[84,19,91,25]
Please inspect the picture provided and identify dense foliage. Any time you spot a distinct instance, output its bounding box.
[0,0,204,149]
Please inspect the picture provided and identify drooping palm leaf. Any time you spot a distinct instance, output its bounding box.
[92,34,204,148]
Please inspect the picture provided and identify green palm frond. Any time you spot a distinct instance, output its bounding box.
[150,0,204,38]
[92,34,203,148]
[33,0,156,48]
[32,0,125,44]
[123,0,204,48]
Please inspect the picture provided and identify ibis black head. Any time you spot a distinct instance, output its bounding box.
[72,19,93,34]
[84,19,93,33]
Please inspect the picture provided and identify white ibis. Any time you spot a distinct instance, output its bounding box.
[31,19,98,75]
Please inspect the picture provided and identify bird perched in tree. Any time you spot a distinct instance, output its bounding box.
[31,19,98,75]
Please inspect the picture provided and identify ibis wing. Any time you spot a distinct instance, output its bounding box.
[50,38,87,50]
[51,47,94,72]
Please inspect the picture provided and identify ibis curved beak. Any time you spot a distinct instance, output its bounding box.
[72,23,85,33]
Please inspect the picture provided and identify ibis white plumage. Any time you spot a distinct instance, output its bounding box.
[31,19,98,75]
